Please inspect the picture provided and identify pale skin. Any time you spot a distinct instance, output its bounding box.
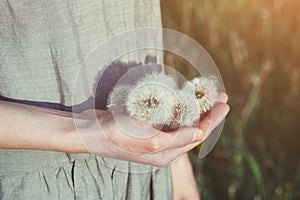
[0,93,229,198]
[171,93,229,200]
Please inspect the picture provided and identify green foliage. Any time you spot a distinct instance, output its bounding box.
[161,0,300,199]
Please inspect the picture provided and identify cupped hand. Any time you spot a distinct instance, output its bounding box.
[75,93,229,167]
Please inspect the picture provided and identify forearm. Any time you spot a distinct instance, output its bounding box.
[171,153,201,200]
[171,153,195,180]
[0,92,229,167]
[0,100,86,153]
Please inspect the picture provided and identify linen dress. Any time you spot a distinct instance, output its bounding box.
[0,0,173,199]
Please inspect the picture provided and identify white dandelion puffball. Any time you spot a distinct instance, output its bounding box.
[107,85,132,114]
[174,90,200,127]
[163,90,200,130]
[183,76,218,113]
[126,73,178,125]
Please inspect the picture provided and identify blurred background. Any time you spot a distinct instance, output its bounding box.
[160,0,300,199]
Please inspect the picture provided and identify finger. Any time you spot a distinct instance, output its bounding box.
[119,135,200,167]
[107,114,206,154]
[141,101,229,154]
[207,103,230,134]
[198,102,230,137]
[216,92,228,103]
[123,127,204,154]
[186,140,202,152]
[157,137,206,166]
[125,102,229,154]
[102,103,229,155]
[101,114,191,154]
[148,126,205,152]
[140,143,191,167]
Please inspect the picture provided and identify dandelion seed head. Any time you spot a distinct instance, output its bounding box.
[168,90,200,128]
[126,82,177,125]
[107,85,132,114]
[184,76,218,113]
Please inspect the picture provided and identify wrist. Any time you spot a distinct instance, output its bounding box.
[56,115,89,154]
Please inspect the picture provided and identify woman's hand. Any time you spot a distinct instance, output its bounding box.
[0,93,229,167]
[171,153,201,200]
[73,109,207,167]
[74,92,229,167]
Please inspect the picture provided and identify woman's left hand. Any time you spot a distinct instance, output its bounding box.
[171,153,201,200]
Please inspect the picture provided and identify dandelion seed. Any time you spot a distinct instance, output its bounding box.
[183,76,218,113]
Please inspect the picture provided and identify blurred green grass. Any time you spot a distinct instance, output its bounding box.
[161,0,300,199]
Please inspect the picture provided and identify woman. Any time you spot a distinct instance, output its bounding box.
[0,0,229,199]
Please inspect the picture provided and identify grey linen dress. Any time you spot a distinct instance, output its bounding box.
[0,0,173,199]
